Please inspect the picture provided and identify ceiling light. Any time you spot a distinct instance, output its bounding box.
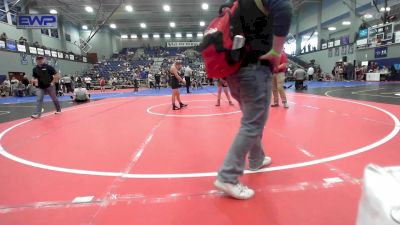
[380,7,385,12]
[153,34,160,38]
[186,33,193,38]
[303,35,310,39]
[140,23,146,28]
[131,34,138,39]
[175,33,182,38]
[164,33,171,38]
[110,24,117,29]
[200,21,205,27]
[49,9,57,14]
[364,14,373,19]
[386,7,391,12]
[82,25,88,30]
[121,34,128,39]
[197,32,204,37]
[202,3,209,10]
[125,5,133,12]
[163,5,171,12]
[85,6,94,13]
[170,22,176,28]
[342,21,351,25]
[328,27,336,31]
[314,32,318,35]
[142,34,149,39]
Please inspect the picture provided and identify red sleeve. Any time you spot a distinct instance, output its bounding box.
[279,53,288,72]
[281,53,288,64]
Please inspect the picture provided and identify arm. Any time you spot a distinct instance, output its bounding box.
[278,63,288,71]
[48,66,60,84]
[259,0,293,71]
[171,67,185,83]
[32,69,39,86]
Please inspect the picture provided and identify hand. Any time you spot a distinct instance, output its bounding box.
[259,49,281,73]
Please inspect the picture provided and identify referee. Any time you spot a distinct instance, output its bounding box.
[31,56,61,119]
[184,65,193,94]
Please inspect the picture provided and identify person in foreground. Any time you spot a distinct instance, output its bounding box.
[31,56,61,119]
[214,0,293,200]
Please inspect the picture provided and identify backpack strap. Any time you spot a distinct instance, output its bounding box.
[254,0,269,16]
[219,0,235,15]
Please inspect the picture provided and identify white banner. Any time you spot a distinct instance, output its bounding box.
[29,47,37,54]
[37,48,44,55]
[395,32,400,44]
[321,43,327,49]
[17,44,27,52]
[167,42,200,48]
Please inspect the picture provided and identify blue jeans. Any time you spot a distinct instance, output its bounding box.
[217,64,273,184]
[35,85,61,115]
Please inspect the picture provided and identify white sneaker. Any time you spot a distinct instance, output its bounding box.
[283,103,289,108]
[54,110,61,114]
[249,156,272,171]
[214,180,255,200]
[31,114,40,119]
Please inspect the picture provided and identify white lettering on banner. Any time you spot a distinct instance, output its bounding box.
[167,42,200,48]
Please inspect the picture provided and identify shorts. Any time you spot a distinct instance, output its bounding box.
[170,78,180,89]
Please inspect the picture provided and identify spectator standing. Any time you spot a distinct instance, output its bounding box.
[307,66,314,81]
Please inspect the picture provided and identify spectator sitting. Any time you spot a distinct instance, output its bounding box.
[33,41,40,48]
[0,32,7,41]
[18,36,27,45]
[22,75,30,87]
[70,84,90,102]
[10,77,19,94]
[15,81,25,97]
[25,80,36,96]
[0,79,11,97]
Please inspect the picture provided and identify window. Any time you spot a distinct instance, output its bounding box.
[0,10,7,23]
[50,29,59,38]
[0,0,5,11]
[10,13,16,25]
[65,33,71,42]
[41,29,49,36]
[301,32,318,53]
[0,0,7,23]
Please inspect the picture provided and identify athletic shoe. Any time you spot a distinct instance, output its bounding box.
[215,100,220,107]
[55,110,61,114]
[270,103,279,107]
[283,103,289,108]
[180,103,188,108]
[214,180,255,200]
[249,156,272,171]
[31,114,40,119]
[172,105,180,110]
